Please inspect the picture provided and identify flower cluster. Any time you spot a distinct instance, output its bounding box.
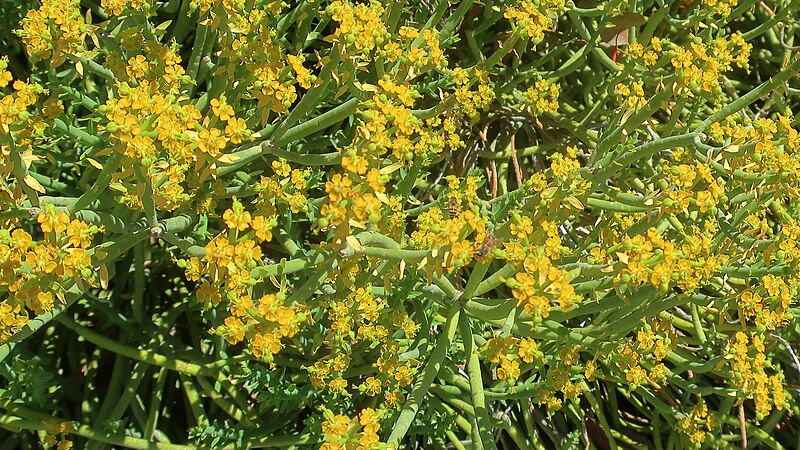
[505,247,577,321]
[483,336,543,384]
[614,319,675,389]
[101,0,151,16]
[319,407,390,450]
[304,283,420,404]
[4,0,800,447]
[326,0,390,56]
[726,331,788,420]
[42,420,75,450]
[450,67,495,120]
[0,204,103,343]
[624,32,751,96]
[521,78,560,116]
[615,81,647,109]
[702,0,739,17]
[677,400,714,447]
[504,0,567,44]
[0,76,46,134]
[15,0,90,66]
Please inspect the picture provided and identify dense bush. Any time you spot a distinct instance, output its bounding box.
[2,0,800,448]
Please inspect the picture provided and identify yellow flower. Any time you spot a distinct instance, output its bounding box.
[523,79,560,115]
[272,158,291,177]
[325,173,353,203]
[327,0,389,55]
[126,55,150,79]
[26,243,61,275]
[362,377,382,396]
[549,150,580,180]
[393,366,414,386]
[517,338,540,363]
[328,377,350,396]
[497,358,520,383]
[210,96,235,122]
[28,290,55,315]
[225,117,249,144]
[222,198,251,231]
[287,192,308,214]
[66,220,100,248]
[322,413,353,440]
[203,236,235,271]
[38,204,70,234]
[504,0,567,44]
[16,0,88,65]
[223,316,245,344]
[250,330,282,361]
[510,215,534,239]
[0,70,12,89]
[62,248,91,278]
[251,215,277,242]
[197,128,227,157]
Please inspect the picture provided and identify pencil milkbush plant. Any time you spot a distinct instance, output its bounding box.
[2,0,800,447]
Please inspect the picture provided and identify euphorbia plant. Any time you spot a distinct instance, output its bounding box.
[1,0,800,448]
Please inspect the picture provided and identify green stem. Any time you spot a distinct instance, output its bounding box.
[505,420,537,450]
[0,285,81,362]
[70,151,123,213]
[387,303,461,446]
[695,55,800,133]
[56,315,217,377]
[591,77,677,165]
[591,132,700,182]
[180,374,208,427]
[458,314,498,450]
[161,232,206,258]
[54,118,101,147]
[583,381,618,450]
[275,97,360,147]
[463,261,491,300]
[144,367,168,439]
[218,97,357,176]
[133,241,146,326]
[250,252,328,279]
[74,209,140,233]
[481,34,520,69]
[472,264,516,298]
[440,0,476,42]
[9,141,40,206]
[0,403,191,450]
[270,49,340,143]
[265,146,340,166]
[565,9,620,72]
[355,246,430,261]
[585,197,649,213]
[195,375,254,427]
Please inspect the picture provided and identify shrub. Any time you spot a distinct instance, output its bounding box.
[1,0,800,448]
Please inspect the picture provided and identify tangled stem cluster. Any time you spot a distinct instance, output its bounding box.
[2,0,800,449]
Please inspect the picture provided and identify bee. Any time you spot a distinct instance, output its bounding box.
[447,196,459,216]
[475,231,496,258]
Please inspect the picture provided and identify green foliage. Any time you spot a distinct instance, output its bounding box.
[2,0,800,449]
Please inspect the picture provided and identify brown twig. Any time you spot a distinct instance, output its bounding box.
[646,378,678,408]
[779,24,800,50]
[490,160,498,199]
[510,133,524,189]
[739,402,747,449]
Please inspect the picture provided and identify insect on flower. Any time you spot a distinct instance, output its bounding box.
[447,196,459,216]
[475,231,496,258]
